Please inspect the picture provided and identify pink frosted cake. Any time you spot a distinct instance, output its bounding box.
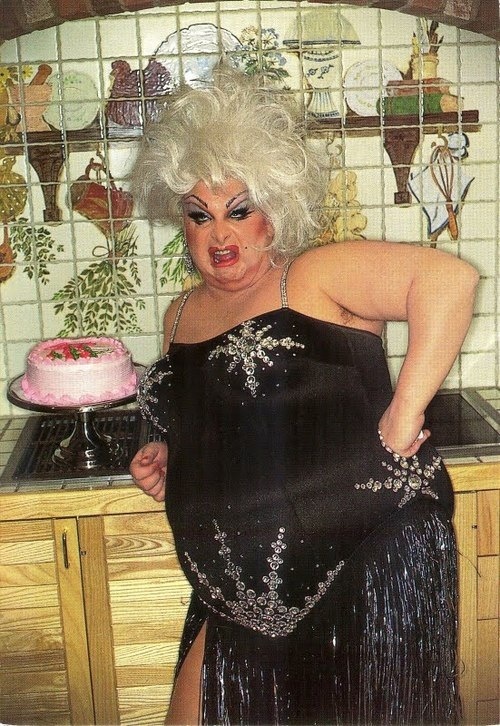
[21,337,138,406]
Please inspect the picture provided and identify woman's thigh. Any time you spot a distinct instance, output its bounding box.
[166,622,207,725]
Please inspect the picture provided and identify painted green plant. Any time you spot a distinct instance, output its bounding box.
[158,229,201,290]
[239,27,290,83]
[159,229,188,287]
[10,218,64,284]
[53,225,145,336]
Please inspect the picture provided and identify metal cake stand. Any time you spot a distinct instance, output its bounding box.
[7,364,145,470]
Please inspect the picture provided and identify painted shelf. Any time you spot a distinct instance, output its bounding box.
[1,109,480,220]
[312,110,481,205]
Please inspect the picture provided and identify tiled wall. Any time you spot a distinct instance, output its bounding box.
[0,1,498,417]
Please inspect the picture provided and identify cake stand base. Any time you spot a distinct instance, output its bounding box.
[52,409,121,469]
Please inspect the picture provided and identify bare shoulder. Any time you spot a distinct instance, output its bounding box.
[289,242,383,294]
[295,240,410,271]
[284,244,384,333]
[162,293,188,352]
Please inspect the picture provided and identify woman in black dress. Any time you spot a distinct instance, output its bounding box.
[130,68,478,725]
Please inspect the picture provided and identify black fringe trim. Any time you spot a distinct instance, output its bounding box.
[176,503,460,725]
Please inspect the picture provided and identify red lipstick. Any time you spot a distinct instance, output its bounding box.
[209,245,239,266]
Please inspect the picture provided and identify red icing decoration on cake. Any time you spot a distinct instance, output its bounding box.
[21,336,138,406]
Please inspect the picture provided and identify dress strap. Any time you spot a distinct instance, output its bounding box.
[169,290,192,344]
[279,259,293,308]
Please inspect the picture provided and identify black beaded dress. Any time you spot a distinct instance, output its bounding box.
[137,262,461,725]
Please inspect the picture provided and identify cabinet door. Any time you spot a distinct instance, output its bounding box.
[79,512,191,725]
[455,489,500,726]
[476,489,499,726]
[0,518,94,725]
[454,492,477,726]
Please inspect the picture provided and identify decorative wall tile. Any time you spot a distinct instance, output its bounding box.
[17,27,59,63]
[462,316,497,353]
[460,207,497,247]
[59,20,99,60]
[0,2,498,417]
[100,18,140,58]
[474,278,495,315]
[4,304,41,341]
[462,352,497,387]
[385,321,409,356]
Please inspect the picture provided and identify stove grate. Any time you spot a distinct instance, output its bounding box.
[1,410,160,482]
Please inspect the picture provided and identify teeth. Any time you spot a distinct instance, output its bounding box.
[214,249,232,261]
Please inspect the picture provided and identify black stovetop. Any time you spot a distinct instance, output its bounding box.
[1,389,499,486]
[425,389,500,449]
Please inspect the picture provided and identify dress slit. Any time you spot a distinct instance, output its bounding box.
[167,618,207,725]
[171,503,460,725]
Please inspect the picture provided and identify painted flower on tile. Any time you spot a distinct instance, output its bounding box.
[239,26,289,83]
[0,66,33,141]
[0,65,32,87]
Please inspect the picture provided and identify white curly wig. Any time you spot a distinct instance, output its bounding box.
[131,66,328,257]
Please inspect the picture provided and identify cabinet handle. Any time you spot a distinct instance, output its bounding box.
[62,530,69,569]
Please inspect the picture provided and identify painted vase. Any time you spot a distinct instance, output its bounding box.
[411,53,439,80]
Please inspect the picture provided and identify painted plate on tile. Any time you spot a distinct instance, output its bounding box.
[154,23,243,88]
[344,60,402,117]
[43,71,99,131]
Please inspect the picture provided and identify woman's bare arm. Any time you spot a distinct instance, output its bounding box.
[305,242,479,454]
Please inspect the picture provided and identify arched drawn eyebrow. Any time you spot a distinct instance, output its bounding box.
[183,190,248,209]
[183,194,208,208]
[225,191,248,208]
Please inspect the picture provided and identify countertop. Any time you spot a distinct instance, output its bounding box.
[0,388,499,498]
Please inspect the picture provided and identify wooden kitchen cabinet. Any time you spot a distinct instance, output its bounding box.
[0,461,498,725]
[0,517,94,725]
[0,491,191,726]
[78,511,191,725]
[453,470,500,726]
[0,512,190,725]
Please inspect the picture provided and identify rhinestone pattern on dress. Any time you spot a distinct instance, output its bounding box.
[355,432,442,507]
[184,520,345,638]
[208,320,305,397]
[137,361,172,435]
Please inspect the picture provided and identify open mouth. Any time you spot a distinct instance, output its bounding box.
[210,246,239,266]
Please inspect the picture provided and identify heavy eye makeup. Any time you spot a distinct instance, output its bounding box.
[185,208,211,225]
[228,203,254,220]
[183,200,255,225]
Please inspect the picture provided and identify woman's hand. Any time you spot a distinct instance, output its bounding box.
[130,442,168,502]
[378,405,430,458]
